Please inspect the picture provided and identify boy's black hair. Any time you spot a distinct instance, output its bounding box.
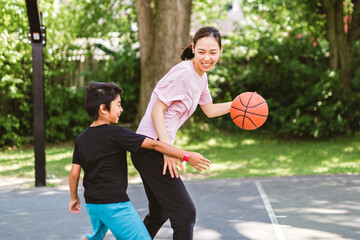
[85,81,124,121]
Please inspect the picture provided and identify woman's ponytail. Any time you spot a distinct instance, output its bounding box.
[180,44,194,60]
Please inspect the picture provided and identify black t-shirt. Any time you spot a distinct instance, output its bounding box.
[72,124,146,204]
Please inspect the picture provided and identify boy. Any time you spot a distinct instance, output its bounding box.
[69,81,210,240]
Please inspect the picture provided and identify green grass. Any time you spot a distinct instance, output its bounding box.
[175,125,360,178]
[1,125,359,181]
[0,142,140,180]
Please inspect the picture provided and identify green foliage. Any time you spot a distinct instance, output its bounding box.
[45,84,90,142]
[0,0,33,146]
[192,0,230,26]
[80,37,141,123]
[83,59,140,123]
[0,0,78,147]
[1,0,360,147]
[199,0,360,139]
[0,0,139,147]
[0,114,23,146]
[69,0,136,38]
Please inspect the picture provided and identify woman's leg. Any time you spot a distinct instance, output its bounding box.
[131,149,196,240]
[141,175,169,237]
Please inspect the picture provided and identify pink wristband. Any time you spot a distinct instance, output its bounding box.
[183,151,190,162]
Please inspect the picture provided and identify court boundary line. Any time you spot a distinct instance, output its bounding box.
[255,181,286,240]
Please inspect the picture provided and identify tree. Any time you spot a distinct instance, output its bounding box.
[243,0,360,95]
[135,0,192,123]
[322,0,360,93]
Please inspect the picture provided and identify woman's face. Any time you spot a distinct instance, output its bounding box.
[192,36,222,76]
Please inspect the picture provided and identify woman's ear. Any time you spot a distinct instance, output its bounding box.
[192,43,195,54]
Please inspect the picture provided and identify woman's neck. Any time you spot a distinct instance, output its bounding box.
[191,59,204,76]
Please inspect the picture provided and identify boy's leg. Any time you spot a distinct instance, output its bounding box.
[132,149,196,240]
[85,204,109,240]
[100,202,151,240]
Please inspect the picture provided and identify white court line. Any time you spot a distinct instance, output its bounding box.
[255,181,286,240]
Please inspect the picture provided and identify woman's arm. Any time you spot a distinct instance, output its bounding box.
[149,99,211,178]
[200,101,232,118]
[150,99,183,178]
[151,99,171,144]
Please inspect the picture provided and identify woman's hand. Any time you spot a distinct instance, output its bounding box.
[188,152,211,171]
[163,155,186,178]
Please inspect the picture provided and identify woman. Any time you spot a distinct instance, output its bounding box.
[131,26,232,240]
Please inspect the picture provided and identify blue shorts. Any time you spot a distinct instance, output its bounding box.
[85,201,151,240]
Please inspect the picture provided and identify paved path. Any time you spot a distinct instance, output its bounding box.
[0,174,359,240]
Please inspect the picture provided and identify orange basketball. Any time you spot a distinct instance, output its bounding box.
[230,92,269,130]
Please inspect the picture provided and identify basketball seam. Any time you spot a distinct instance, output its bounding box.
[231,107,267,118]
[239,96,247,108]
[246,102,266,108]
[232,112,267,118]
[232,115,258,128]
[243,92,255,129]
[245,115,258,128]
[238,95,246,128]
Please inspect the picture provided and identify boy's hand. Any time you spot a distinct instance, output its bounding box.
[163,155,186,178]
[188,152,211,171]
[69,197,81,214]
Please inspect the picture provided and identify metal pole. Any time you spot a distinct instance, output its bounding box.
[25,0,47,187]
[32,43,46,187]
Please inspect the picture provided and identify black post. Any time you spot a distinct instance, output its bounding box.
[25,0,46,187]
[32,43,46,187]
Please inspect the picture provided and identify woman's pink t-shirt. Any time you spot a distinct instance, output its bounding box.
[136,60,212,145]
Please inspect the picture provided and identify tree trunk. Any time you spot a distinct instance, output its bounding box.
[324,0,339,70]
[323,0,353,93]
[349,0,360,44]
[335,0,352,91]
[135,0,192,125]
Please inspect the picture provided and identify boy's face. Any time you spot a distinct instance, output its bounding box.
[108,94,123,124]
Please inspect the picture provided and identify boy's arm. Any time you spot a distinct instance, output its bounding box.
[69,164,81,214]
[140,138,211,178]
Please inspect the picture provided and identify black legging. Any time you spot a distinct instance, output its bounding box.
[131,148,196,240]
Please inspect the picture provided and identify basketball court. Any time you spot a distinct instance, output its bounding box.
[0,174,359,240]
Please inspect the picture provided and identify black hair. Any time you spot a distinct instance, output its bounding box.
[85,81,124,121]
[181,26,222,60]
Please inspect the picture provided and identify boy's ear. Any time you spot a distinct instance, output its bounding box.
[99,104,108,115]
